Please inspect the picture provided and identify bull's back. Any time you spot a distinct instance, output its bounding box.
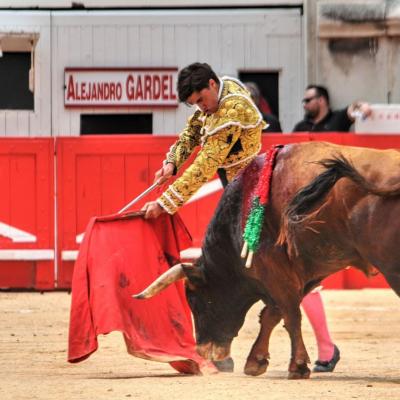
[271,141,400,213]
[272,141,400,271]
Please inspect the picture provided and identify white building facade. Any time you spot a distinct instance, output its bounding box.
[0,1,305,136]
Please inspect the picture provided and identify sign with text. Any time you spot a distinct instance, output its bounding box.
[355,104,400,134]
[64,68,178,108]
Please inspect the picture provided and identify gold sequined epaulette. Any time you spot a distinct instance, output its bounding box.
[204,94,263,137]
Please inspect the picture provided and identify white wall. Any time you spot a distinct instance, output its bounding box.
[306,0,400,111]
[51,9,304,135]
[0,0,303,8]
[0,11,51,136]
[0,8,304,136]
[317,37,392,107]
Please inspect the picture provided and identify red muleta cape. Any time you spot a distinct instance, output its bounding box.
[68,212,214,374]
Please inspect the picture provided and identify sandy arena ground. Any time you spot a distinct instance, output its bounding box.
[0,289,399,400]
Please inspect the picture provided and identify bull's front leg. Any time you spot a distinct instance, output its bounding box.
[283,306,311,379]
[244,304,282,376]
[249,250,310,378]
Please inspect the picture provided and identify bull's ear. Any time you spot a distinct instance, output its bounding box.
[182,263,207,288]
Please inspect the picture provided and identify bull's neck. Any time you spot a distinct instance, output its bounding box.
[201,180,244,278]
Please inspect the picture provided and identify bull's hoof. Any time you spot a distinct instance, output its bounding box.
[244,356,269,376]
[288,364,311,380]
[213,357,234,372]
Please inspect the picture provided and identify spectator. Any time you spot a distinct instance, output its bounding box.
[293,84,371,132]
[244,81,282,133]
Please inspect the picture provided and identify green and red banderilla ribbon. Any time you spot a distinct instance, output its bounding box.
[241,145,282,268]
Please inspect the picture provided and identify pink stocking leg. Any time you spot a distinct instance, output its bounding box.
[301,291,334,362]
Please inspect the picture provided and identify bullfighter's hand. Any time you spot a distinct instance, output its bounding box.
[154,162,175,185]
[142,201,165,219]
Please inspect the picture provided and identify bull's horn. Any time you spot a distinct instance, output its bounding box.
[132,263,188,299]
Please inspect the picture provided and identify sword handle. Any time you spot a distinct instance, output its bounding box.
[117,182,159,214]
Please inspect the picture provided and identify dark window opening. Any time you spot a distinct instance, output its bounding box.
[0,52,33,110]
[328,38,376,54]
[239,71,279,118]
[80,114,153,135]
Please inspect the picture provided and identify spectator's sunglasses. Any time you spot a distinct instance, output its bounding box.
[302,95,320,104]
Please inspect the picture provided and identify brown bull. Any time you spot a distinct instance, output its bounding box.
[134,141,400,379]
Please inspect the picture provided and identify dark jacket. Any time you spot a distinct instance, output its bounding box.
[293,108,352,132]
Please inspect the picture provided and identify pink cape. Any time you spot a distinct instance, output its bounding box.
[68,212,214,374]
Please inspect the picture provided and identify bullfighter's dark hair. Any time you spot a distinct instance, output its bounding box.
[177,62,219,103]
[306,84,330,104]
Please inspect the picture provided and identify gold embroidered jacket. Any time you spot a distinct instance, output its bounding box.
[157,77,265,215]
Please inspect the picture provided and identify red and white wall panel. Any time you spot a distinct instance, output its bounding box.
[0,134,400,289]
[0,139,54,289]
[55,136,219,288]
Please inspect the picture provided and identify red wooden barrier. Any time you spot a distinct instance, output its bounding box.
[0,133,398,290]
[56,133,400,290]
[0,139,54,290]
[56,136,168,288]
[56,136,220,288]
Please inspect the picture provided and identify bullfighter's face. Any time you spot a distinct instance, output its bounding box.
[186,78,220,115]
